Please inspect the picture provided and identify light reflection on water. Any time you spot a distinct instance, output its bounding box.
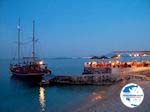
[3,58,150,111]
[39,87,46,112]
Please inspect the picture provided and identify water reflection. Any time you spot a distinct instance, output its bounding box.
[39,87,46,112]
[10,75,40,87]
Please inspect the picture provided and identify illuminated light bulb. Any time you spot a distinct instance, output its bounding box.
[39,61,44,65]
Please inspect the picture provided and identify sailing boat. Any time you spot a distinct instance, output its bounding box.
[9,19,51,77]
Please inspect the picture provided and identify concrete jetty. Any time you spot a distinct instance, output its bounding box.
[40,74,118,86]
[39,67,150,86]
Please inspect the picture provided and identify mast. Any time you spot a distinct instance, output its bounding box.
[32,20,35,62]
[17,18,21,63]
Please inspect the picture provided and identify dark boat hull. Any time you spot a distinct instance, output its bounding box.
[10,71,47,80]
[11,72,44,76]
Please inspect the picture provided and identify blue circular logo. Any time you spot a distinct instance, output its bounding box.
[120,83,144,108]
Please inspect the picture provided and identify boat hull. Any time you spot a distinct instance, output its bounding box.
[9,66,51,80]
[11,72,44,76]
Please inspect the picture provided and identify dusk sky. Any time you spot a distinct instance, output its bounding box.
[0,0,150,58]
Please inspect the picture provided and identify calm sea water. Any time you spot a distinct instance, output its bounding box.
[0,58,103,112]
[1,57,150,112]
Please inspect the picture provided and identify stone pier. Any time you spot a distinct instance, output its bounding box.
[40,74,118,85]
